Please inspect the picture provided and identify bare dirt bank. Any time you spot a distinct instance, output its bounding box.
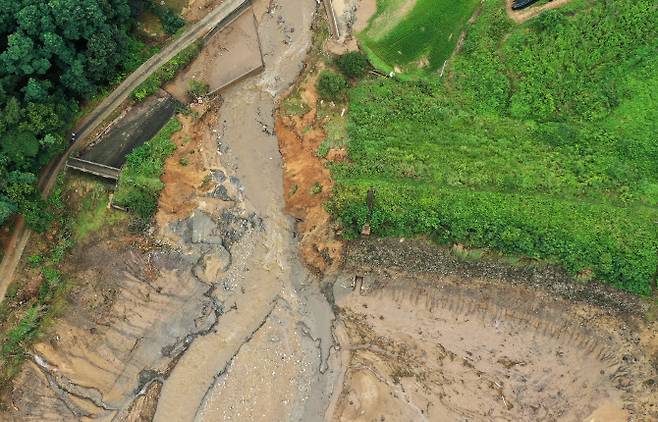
[2,0,337,420]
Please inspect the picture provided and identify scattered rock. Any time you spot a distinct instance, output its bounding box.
[190,212,224,244]
[212,170,226,183]
[193,246,231,284]
[210,185,234,201]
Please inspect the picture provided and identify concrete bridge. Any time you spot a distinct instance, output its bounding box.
[65,158,121,181]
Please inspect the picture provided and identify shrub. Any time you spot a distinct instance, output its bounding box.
[188,80,209,98]
[160,8,185,35]
[131,42,202,102]
[335,52,370,79]
[113,118,180,220]
[330,0,658,295]
[316,142,330,158]
[317,71,348,101]
[311,183,323,195]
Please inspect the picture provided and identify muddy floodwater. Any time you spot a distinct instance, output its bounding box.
[2,0,657,421]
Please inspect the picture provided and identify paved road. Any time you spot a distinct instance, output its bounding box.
[0,0,250,301]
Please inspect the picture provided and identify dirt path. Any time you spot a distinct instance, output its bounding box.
[506,0,573,23]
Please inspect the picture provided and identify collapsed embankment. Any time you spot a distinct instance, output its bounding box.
[273,5,658,420]
[0,0,656,421]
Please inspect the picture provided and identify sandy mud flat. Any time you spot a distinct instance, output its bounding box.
[166,8,265,102]
[327,239,658,421]
[1,0,656,421]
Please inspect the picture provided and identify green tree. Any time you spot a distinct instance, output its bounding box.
[335,52,369,79]
[317,71,348,101]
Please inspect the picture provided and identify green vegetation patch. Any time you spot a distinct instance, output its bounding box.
[74,183,126,242]
[331,0,658,295]
[317,71,349,101]
[132,41,202,102]
[113,117,181,220]
[359,0,480,76]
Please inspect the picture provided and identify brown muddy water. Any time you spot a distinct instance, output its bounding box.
[2,0,656,421]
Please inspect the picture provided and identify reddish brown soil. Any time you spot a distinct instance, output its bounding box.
[157,100,223,229]
[276,74,343,273]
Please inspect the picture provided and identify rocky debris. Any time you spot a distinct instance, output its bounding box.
[345,237,650,317]
[209,184,235,201]
[214,208,263,249]
[176,208,263,249]
[193,246,232,284]
[212,169,226,183]
[190,211,224,244]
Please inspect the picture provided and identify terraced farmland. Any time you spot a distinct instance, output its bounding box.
[332,0,658,295]
[358,0,480,76]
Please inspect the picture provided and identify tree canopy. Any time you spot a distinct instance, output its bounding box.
[0,0,152,230]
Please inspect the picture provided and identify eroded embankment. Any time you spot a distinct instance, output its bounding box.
[2,0,656,420]
[324,239,658,421]
[2,0,338,420]
[274,6,658,421]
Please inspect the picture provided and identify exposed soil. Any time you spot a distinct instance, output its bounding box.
[506,0,574,23]
[276,71,343,273]
[2,1,656,421]
[181,0,225,23]
[156,100,224,229]
[325,0,377,54]
[325,239,658,421]
[2,1,332,420]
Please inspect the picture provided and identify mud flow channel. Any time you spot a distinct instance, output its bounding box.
[2,0,656,421]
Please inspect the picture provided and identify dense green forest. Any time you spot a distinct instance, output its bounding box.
[330,0,658,294]
[0,0,182,231]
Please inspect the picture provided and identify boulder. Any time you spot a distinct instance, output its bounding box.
[193,246,231,284]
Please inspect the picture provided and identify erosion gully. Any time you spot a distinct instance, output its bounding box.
[3,0,657,421]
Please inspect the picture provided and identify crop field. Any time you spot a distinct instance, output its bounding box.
[358,0,480,75]
[331,0,658,295]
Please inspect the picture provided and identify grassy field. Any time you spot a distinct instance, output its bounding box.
[330,0,658,295]
[358,0,480,76]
